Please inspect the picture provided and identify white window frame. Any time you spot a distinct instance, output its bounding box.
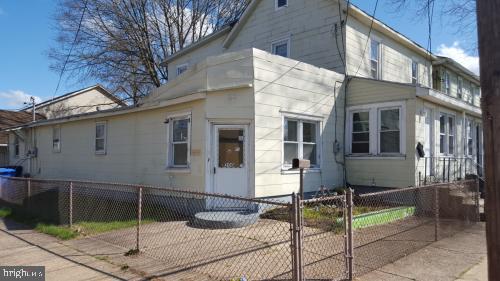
[442,70,451,95]
[457,76,464,100]
[377,107,402,154]
[411,60,419,85]
[271,37,291,58]
[275,0,288,10]
[94,121,107,155]
[370,38,382,80]
[465,118,474,157]
[176,63,188,76]
[166,112,192,169]
[346,101,406,157]
[52,125,61,153]
[439,113,455,156]
[282,114,322,169]
[350,110,371,155]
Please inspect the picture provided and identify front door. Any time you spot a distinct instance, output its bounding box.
[212,125,249,199]
[424,108,434,176]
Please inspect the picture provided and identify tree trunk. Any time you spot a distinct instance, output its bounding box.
[476,1,500,280]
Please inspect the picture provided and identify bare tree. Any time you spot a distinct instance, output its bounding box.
[49,0,248,104]
[387,0,477,51]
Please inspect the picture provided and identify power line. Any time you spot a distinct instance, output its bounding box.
[52,0,89,99]
[352,0,380,78]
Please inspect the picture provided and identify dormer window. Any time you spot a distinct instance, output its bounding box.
[275,0,288,10]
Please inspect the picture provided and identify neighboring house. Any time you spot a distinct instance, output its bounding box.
[3,0,483,199]
[21,84,126,119]
[0,111,45,166]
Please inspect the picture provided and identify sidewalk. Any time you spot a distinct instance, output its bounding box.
[0,218,140,281]
[356,223,487,281]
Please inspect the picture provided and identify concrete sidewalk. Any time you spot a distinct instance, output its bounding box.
[356,223,487,281]
[0,218,140,281]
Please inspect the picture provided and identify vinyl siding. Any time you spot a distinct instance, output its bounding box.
[345,17,431,87]
[252,50,345,197]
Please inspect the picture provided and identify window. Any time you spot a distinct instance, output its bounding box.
[275,0,288,9]
[167,116,190,167]
[379,108,400,153]
[53,126,61,153]
[347,102,405,156]
[370,39,381,79]
[439,113,455,155]
[176,64,188,76]
[351,111,370,154]
[411,60,419,85]
[14,136,19,158]
[466,119,474,156]
[457,77,463,99]
[272,38,290,58]
[283,118,319,167]
[442,71,451,95]
[95,122,107,155]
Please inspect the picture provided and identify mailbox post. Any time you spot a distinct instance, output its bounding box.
[292,158,310,198]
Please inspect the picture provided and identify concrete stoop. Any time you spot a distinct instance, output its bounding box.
[192,210,260,229]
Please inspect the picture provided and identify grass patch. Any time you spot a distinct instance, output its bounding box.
[35,223,78,240]
[0,207,12,218]
[261,204,387,232]
[0,205,155,240]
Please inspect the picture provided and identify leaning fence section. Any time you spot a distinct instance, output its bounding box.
[0,176,480,281]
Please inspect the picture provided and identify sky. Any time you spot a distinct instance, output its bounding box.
[0,0,479,110]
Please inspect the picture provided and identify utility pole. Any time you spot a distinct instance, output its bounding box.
[476,1,500,280]
[30,96,36,121]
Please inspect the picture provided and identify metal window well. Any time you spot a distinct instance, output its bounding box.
[0,176,479,281]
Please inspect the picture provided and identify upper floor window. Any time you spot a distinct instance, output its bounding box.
[176,64,188,76]
[442,71,451,95]
[275,0,288,10]
[411,60,419,85]
[466,119,474,156]
[439,113,455,155]
[95,122,107,155]
[167,115,191,168]
[272,38,290,58]
[14,136,19,158]
[53,126,61,153]
[370,39,381,79]
[283,118,320,168]
[457,76,464,99]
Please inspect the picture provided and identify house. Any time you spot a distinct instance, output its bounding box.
[21,84,126,119]
[0,111,45,167]
[3,0,483,199]
[2,85,126,175]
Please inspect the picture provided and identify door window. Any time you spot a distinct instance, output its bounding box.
[218,129,244,168]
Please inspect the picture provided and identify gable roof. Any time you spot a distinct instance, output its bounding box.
[0,110,46,144]
[434,56,480,83]
[20,84,126,111]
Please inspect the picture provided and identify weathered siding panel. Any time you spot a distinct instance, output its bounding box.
[347,78,416,106]
[346,17,431,87]
[252,50,345,197]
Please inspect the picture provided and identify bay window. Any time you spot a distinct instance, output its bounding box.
[347,102,405,156]
[283,118,319,167]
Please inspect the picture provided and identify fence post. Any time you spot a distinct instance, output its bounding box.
[69,182,73,228]
[434,186,440,241]
[136,187,143,252]
[297,194,304,281]
[290,193,301,281]
[475,179,481,222]
[346,188,354,281]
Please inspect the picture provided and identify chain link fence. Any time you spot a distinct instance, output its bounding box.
[0,176,479,280]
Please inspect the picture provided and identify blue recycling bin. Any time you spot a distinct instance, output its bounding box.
[0,168,16,177]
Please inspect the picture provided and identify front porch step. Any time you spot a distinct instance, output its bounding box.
[192,210,259,229]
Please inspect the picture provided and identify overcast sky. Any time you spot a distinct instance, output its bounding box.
[0,0,479,110]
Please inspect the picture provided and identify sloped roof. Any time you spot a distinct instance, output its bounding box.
[0,110,45,144]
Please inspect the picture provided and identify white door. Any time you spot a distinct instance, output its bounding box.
[212,125,249,199]
[424,108,434,176]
